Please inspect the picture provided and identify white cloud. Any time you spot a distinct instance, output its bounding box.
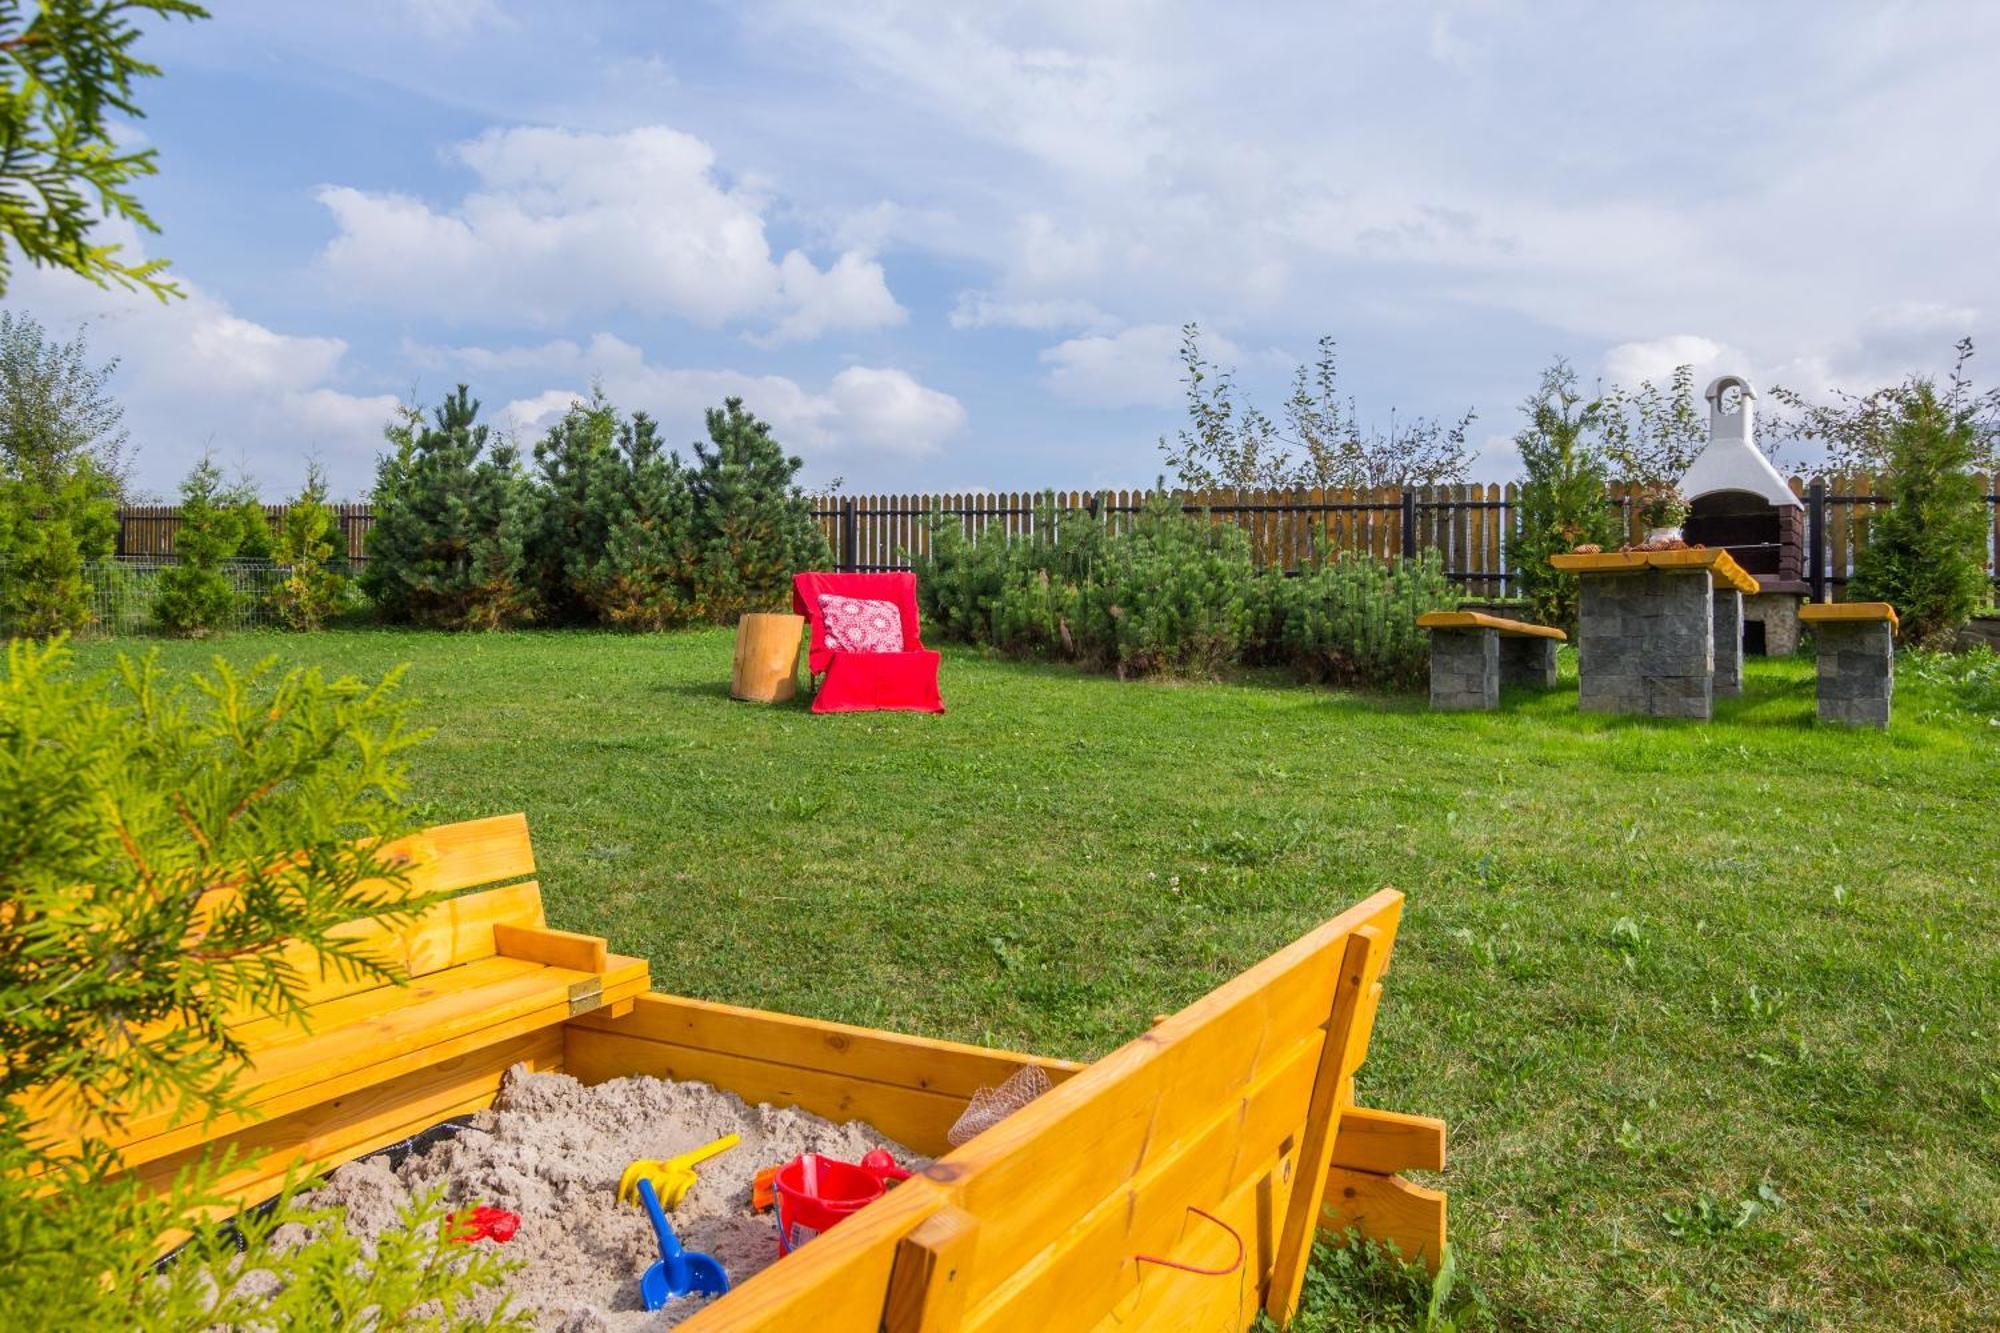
[416,333,964,458]
[9,224,397,498]
[316,125,905,339]
[1039,324,1242,409]
[949,291,1113,332]
[1600,335,1739,390]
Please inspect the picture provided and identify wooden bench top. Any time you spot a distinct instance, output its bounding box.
[1548,547,1761,595]
[1800,601,1899,632]
[31,813,649,1189]
[1417,611,1567,641]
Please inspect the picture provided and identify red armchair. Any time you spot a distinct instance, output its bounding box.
[791,572,945,715]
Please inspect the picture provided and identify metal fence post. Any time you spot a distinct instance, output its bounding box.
[840,497,858,572]
[1400,489,1417,560]
[1807,478,1827,603]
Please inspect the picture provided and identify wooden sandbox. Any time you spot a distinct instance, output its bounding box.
[49,814,1448,1331]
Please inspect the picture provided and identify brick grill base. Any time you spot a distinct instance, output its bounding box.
[1813,620,1893,728]
[1576,568,1715,720]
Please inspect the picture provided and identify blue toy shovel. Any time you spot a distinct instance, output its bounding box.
[634,1177,730,1310]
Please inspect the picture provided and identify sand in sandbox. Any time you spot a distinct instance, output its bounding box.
[302,1066,929,1330]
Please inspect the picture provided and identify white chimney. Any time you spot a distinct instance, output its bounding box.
[1678,375,1800,509]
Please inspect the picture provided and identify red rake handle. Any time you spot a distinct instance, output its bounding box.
[1132,1206,1244,1277]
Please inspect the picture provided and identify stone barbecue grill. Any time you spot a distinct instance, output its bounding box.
[1677,376,1808,654]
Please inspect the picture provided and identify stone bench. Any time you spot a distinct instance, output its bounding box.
[1800,602,1898,728]
[1417,612,1566,711]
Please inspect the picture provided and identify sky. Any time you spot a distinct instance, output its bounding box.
[8,0,1999,500]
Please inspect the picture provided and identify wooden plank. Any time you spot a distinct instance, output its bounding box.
[495,922,608,973]
[1415,612,1565,641]
[953,1020,1327,1332]
[1329,1107,1446,1175]
[75,956,649,1167]
[563,1028,977,1156]
[569,994,1083,1100]
[884,1207,981,1333]
[190,812,537,927]
[405,879,549,976]
[1484,483,1503,596]
[1800,601,1899,631]
[131,1025,562,1211]
[930,890,1404,1309]
[1549,548,1759,593]
[1320,1167,1447,1269]
[1266,929,1378,1322]
[1851,473,1875,588]
[681,1176,947,1333]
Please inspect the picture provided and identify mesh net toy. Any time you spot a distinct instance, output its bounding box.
[947,1064,1052,1146]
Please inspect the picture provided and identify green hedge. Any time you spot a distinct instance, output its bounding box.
[913,494,1458,686]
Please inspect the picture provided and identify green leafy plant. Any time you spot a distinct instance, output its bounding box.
[0,311,123,636]
[1259,550,1459,688]
[1275,1232,1490,1332]
[362,386,536,630]
[0,1,208,299]
[0,640,522,1329]
[1508,362,1623,632]
[1848,378,1992,646]
[152,455,243,636]
[916,493,1451,686]
[271,464,349,631]
[1163,323,1475,490]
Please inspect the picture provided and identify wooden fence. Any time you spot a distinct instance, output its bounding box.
[115,476,2000,602]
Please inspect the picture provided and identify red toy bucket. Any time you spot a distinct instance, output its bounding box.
[772,1151,910,1255]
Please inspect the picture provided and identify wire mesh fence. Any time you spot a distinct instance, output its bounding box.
[5,559,294,638]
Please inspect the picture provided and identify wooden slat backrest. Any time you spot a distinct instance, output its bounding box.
[924,889,1404,1332]
[195,814,542,1025]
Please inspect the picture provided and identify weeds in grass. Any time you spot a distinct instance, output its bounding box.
[1275,1232,1491,1332]
[1661,1181,1785,1242]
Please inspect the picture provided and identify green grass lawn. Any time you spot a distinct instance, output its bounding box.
[73,629,1999,1330]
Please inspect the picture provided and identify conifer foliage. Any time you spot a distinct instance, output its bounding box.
[363,386,534,630]
[272,463,349,631]
[151,455,242,635]
[1509,362,1624,632]
[1849,380,1992,646]
[686,397,830,621]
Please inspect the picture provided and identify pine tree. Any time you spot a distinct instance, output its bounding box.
[152,456,243,635]
[686,397,829,621]
[227,479,274,560]
[362,387,534,629]
[271,464,349,631]
[584,411,698,630]
[1509,362,1622,632]
[525,389,621,624]
[1849,381,1991,646]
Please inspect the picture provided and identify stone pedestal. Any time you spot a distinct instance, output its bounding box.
[1812,620,1893,728]
[1576,568,1715,720]
[1500,635,1558,689]
[1429,629,1498,711]
[1712,588,1743,696]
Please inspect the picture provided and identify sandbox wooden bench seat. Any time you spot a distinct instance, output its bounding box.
[31,813,649,1212]
[1417,610,1566,710]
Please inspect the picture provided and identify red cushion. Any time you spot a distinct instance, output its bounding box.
[818,594,906,653]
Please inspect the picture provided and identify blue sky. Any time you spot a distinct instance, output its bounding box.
[11,1,1999,499]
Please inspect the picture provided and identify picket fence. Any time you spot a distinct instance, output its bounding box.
[114,476,2000,602]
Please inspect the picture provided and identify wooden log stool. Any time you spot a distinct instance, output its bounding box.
[731,612,805,703]
[1417,611,1566,711]
[1800,602,1897,728]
